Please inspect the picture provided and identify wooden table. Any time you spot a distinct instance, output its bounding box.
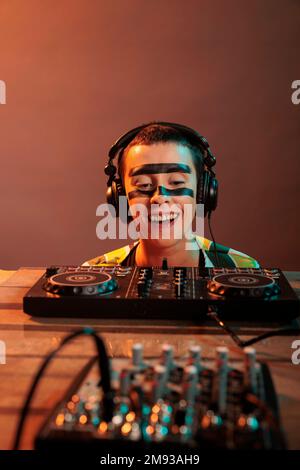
[0,268,300,450]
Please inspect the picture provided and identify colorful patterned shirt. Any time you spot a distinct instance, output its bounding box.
[83,236,260,268]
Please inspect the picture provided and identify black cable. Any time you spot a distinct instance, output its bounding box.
[13,327,113,450]
[207,306,300,349]
[207,211,221,267]
[207,307,244,347]
[240,328,300,347]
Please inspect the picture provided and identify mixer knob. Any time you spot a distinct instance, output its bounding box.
[216,347,229,415]
[183,365,198,403]
[216,347,229,368]
[188,345,202,371]
[162,258,168,270]
[153,364,168,401]
[161,344,174,370]
[73,287,82,295]
[120,369,131,396]
[244,347,257,394]
[189,344,201,360]
[132,343,144,368]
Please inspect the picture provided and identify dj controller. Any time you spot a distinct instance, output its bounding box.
[23,265,299,322]
[35,343,286,450]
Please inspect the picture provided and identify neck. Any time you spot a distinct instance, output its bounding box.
[135,237,200,267]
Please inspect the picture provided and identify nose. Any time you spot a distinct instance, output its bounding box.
[150,186,172,205]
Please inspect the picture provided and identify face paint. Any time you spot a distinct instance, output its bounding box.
[129,163,191,177]
[127,186,194,200]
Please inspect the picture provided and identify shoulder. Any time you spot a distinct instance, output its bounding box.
[196,236,260,268]
[83,237,260,268]
[82,241,139,266]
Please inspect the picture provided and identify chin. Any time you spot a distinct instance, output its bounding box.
[145,237,181,249]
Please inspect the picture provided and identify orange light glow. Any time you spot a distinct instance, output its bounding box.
[79,414,88,425]
[146,425,154,435]
[201,415,211,429]
[152,404,160,414]
[238,416,247,427]
[98,421,108,433]
[121,422,132,435]
[55,413,65,427]
[126,411,135,422]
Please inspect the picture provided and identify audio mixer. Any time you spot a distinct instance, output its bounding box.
[23,265,299,322]
[35,343,286,450]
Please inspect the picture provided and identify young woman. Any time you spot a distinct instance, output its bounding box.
[84,123,259,268]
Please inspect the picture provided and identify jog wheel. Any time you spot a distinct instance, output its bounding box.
[43,270,118,296]
[207,273,281,298]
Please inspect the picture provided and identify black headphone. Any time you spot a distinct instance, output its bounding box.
[104,121,218,217]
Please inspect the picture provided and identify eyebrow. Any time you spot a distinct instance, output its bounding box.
[128,163,191,177]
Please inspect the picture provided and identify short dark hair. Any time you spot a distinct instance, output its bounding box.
[118,123,204,182]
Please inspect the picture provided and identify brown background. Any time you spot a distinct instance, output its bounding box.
[0,0,299,270]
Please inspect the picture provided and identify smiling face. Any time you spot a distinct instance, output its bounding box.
[122,142,198,248]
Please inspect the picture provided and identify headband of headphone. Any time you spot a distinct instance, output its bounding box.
[104,121,218,217]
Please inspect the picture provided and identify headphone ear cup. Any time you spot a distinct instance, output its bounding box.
[115,179,133,223]
[112,180,120,216]
[110,178,127,218]
[197,171,209,215]
[106,184,114,206]
[106,179,120,215]
[207,177,218,212]
[198,171,218,216]
[106,177,133,222]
